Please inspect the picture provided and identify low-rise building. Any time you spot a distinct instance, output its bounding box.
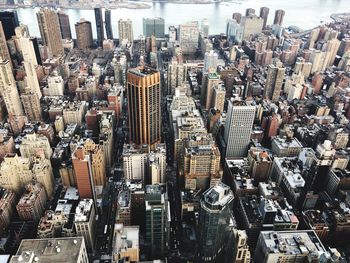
[112,224,139,263]
[10,237,89,263]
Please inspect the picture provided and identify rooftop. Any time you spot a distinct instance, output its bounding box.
[74,199,93,222]
[10,237,85,263]
[202,182,234,210]
[259,230,326,257]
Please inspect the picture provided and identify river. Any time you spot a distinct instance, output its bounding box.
[16,0,349,39]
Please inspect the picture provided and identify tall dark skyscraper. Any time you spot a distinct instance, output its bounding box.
[94,8,104,46]
[196,183,235,263]
[105,9,113,40]
[143,17,165,38]
[57,11,72,39]
[0,11,19,40]
[259,7,270,29]
[274,9,285,26]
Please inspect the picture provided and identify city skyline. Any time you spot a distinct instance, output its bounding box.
[0,2,349,263]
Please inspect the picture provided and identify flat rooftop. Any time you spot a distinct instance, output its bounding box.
[10,237,85,263]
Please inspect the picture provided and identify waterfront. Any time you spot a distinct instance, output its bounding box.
[16,0,349,39]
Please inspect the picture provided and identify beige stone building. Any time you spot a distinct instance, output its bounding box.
[20,133,52,160]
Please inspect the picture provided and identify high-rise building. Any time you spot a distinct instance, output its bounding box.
[196,182,235,263]
[264,61,285,102]
[224,101,255,158]
[226,19,244,43]
[204,50,218,74]
[16,182,47,221]
[45,71,64,96]
[273,9,285,26]
[127,67,161,147]
[145,184,170,259]
[241,15,264,40]
[0,22,11,63]
[143,17,165,38]
[19,133,52,160]
[232,12,242,23]
[212,84,226,112]
[9,237,89,263]
[72,146,94,200]
[0,59,23,116]
[74,199,96,252]
[0,154,33,195]
[105,9,113,40]
[259,7,269,29]
[149,143,167,184]
[167,59,188,95]
[72,139,106,199]
[37,8,64,57]
[118,19,133,43]
[179,21,199,54]
[0,188,16,236]
[201,18,210,38]
[201,72,221,110]
[94,7,104,47]
[123,144,149,182]
[16,25,39,66]
[57,11,72,39]
[21,90,42,121]
[75,19,93,50]
[183,143,221,190]
[0,11,19,40]
[245,8,255,16]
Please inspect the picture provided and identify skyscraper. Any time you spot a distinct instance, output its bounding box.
[232,12,242,23]
[21,91,42,121]
[224,100,255,157]
[259,7,269,29]
[196,182,235,263]
[57,11,72,39]
[105,9,113,40]
[246,8,255,16]
[94,8,104,47]
[127,67,161,147]
[15,25,38,65]
[273,9,285,26]
[145,184,170,259]
[241,15,264,40]
[201,72,221,110]
[204,50,218,74]
[167,59,188,95]
[0,22,11,64]
[264,61,285,102]
[179,21,199,54]
[143,17,165,38]
[201,18,210,38]
[0,59,23,116]
[0,11,19,40]
[75,19,93,50]
[37,8,64,57]
[118,19,133,43]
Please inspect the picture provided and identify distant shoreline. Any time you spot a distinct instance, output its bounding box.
[0,0,241,9]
